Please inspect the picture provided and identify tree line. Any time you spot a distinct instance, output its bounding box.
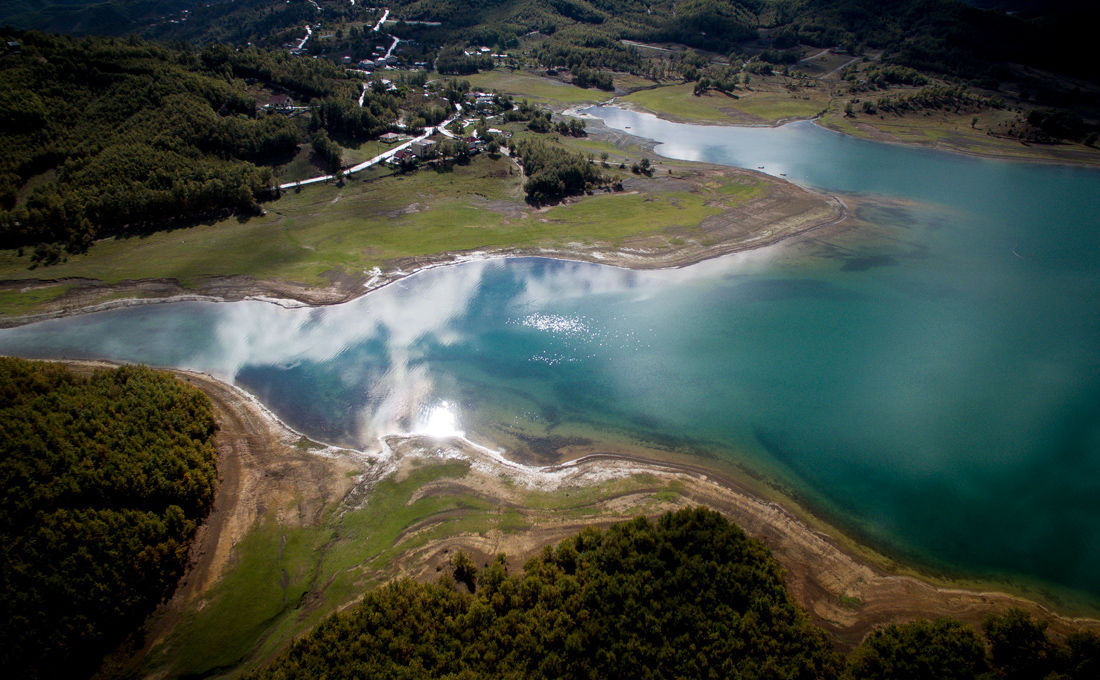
[0,31,399,262]
[245,507,1100,679]
[509,135,605,205]
[0,358,219,680]
[245,508,839,679]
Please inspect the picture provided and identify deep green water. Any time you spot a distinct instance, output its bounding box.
[2,110,1098,604]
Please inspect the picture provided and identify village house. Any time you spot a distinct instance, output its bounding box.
[262,94,294,113]
[389,149,415,167]
[410,139,436,158]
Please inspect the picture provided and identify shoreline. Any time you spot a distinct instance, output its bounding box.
[13,90,1092,330]
[124,362,1100,655]
[0,182,847,329]
[597,98,1100,168]
[814,114,1100,169]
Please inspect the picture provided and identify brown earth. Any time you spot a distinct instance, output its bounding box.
[382,438,1100,651]
[120,364,1098,668]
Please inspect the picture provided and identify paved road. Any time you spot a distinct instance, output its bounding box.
[383,35,400,59]
[295,24,313,51]
[621,39,671,52]
[373,8,389,31]
[278,112,461,191]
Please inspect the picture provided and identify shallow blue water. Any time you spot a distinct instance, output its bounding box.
[3,110,1099,603]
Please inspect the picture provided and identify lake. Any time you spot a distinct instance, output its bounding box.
[2,108,1099,606]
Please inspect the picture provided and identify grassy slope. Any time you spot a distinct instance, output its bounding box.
[0,151,768,315]
[463,70,617,107]
[0,284,74,313]
[2,156,524,290]
[140,458,687,679]
[623,83,738,122]
[820,105,1100,165]
[622,80,831,125]
[614,73,1099,163]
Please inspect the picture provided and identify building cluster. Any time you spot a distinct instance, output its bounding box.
[464,46,510,59]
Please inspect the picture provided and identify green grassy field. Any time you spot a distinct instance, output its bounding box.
[611,73,660,91]
[151,522,331,677]
[0,284,73,313]
[136,457,688,679]
[731,90,829,122]
[0,154,764,316]
[621,83,736,122]
[462,70,615,107]
[538,191,719,243]
[0,157,523,291]
[557,135,645,161]
[338,139,392,165]
[274,147,324,184]
[622,81,830,125]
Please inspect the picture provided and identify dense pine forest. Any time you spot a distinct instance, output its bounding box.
[0,31,386,261]
[246,508,1100,680]
[246,509,841,679]
[0,358,218,680]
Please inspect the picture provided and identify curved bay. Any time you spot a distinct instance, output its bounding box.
[2,110,1099,604]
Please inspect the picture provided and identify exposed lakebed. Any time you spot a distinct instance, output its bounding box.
[3,109,1099,606]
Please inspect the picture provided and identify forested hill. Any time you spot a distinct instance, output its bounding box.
[0,0,197,36]
[247,508,843,679]
[0,31,374,262]
[247,508,1100,680]
[0,1,1093,259]
[3,0,1093,86]
[0,358,219,680]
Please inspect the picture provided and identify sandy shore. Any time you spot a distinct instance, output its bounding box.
[113,363,1097,661]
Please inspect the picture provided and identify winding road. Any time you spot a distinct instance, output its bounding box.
[278,111,461,191]
[294,24,313,51]
[278,6,454,190]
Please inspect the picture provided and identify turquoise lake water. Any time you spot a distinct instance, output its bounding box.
[2,109,1099,604]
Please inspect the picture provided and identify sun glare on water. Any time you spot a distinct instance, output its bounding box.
[414,401,464,439]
